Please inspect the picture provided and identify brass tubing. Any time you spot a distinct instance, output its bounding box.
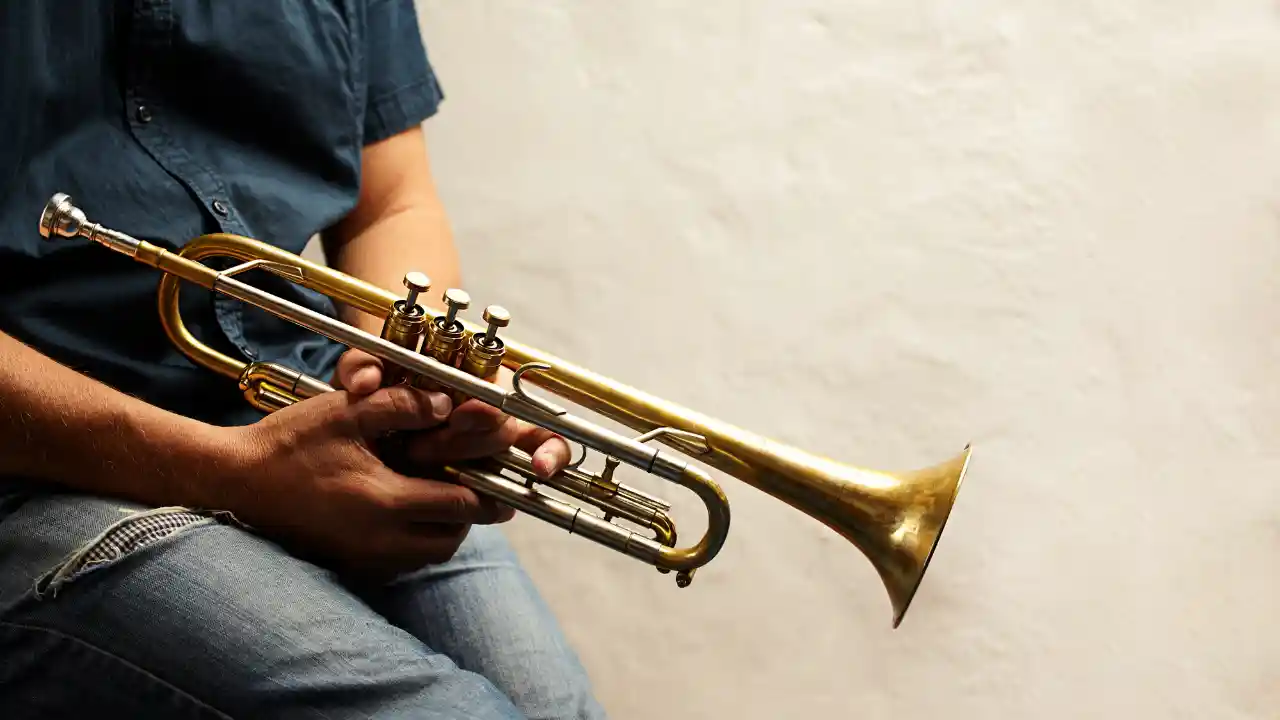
[161,235,968,623]
[146,234,732,577]
[489,450,679,551]
[41,194,972,627]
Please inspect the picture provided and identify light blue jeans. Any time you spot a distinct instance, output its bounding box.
[0,491,607,719]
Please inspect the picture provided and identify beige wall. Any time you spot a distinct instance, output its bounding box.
[411,2,1280,717]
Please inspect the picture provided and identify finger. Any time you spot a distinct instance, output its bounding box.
[446,399,509,434]
[406,416,523,465]
[513,426,571,478]
[336,349,383,395]
[396,524,473,567]
[342,525,473,583]
[382,474,515,526]
[441,476,515,524]
[352,385,452,439]
[429,494,515,525]
[491,503,517,524]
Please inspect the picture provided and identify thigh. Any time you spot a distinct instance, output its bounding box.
[362,525,607,720]
[0,493,523,720]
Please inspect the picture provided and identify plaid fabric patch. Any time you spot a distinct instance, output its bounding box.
[75,510,208,573]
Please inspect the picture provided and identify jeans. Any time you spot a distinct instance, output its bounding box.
[0,491,607,719]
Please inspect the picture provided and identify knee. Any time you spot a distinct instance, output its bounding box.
[33,505,221,601]
[5,506,529,719]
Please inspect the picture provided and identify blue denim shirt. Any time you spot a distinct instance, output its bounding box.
[0,1,443,429]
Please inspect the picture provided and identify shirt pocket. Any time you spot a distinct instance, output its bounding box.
[162,1,363,374]
[167,0,364,166]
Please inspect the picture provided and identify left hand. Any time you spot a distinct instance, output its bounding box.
[332,348,573,481]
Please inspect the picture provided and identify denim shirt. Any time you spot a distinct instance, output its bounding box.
[0,1,443,429]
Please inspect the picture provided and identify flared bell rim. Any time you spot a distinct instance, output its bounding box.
[890,443,973,629]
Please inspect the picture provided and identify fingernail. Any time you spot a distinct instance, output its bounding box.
[431,393,452,416]
[354,367,379,390]
[533,453,553,478]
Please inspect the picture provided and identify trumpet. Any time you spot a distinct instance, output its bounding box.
[38,192,971,628]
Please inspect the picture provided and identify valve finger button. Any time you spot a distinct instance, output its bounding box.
[481,305,510,347]
[402,272,431,312]
[442,288,471,329]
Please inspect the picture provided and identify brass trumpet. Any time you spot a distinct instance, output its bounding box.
[38,192,971,628]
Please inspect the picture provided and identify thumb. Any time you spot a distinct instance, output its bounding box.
[335,348,383,396]
[352,385,453,439]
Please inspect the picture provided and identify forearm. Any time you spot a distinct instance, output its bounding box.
[324,127,461,336]
[327,204,459,335]
[0,330,232,508]
[323,127,523,394]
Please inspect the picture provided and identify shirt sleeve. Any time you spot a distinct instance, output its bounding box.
[361,0,445,145]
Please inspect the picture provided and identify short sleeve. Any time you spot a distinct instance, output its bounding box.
[361,0,445,145]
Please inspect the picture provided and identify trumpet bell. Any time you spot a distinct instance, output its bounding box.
[726,432,971,627]
[847,446,972,628]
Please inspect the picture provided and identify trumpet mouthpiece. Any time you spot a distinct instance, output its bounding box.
[37,192,142,257]
[40,193,87,240]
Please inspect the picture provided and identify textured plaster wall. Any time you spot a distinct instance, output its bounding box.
[409,2,1279,718]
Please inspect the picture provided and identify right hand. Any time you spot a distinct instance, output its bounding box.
[218,384,512,582]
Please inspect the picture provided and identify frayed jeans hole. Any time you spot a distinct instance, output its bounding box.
[33,507,221,600]
[206,508,249,529]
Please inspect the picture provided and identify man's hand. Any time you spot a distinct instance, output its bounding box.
[223,381,520,583]
[332,348,573,480]
[0,329,514,584]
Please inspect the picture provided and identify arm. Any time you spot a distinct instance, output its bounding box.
[322,126,461,336]
[0,330,229,508]
[321,126,571,479]
[0,130,470,514]
[0,324,508,578]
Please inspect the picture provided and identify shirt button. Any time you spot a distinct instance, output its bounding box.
[135,104,153,123]
[212,199,229,216]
